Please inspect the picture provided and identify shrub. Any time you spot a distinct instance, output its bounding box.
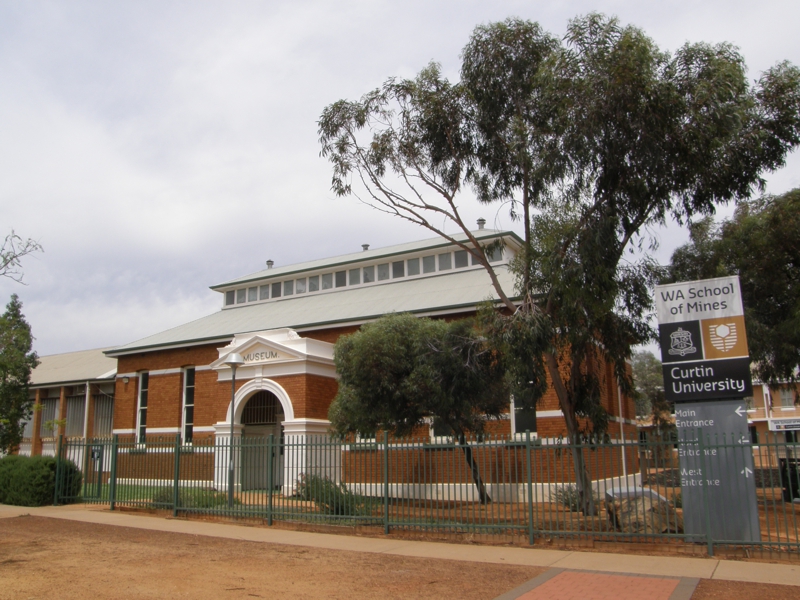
[553,485,600,512]
[0,455,82,506]
[295,473,374,516]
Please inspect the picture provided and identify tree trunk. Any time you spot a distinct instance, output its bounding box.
[457,435,491,504]
[545,353,597,516]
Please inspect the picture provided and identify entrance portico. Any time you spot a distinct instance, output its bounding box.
[210,328,338,494]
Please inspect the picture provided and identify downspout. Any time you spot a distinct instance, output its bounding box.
[83,381,91,439]
[617,384,628,482]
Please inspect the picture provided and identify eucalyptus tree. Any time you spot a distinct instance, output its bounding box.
[319,14,800,514]
[329,314,509,503]
[668,189,800,385]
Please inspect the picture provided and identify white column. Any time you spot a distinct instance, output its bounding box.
[281,419,338,495]
[213,422,244,492]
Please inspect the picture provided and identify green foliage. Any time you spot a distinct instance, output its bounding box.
[320,13,800,513]
[0,455,81,506]
[329,313,508,439]
[0,295,39,453]
[295,473,374,516]
[554,485,600,512]
[668,189,800,384]
[319,13,800,443]
[631,350,665,417]
[149,487,239,509]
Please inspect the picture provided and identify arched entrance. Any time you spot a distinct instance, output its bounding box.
[241,390,284,491]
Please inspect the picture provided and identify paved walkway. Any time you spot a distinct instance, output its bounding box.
[2,503,799,597]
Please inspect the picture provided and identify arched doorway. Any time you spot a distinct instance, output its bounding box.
[241,391,284,490]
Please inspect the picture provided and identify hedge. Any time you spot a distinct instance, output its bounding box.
[0,455,82,506]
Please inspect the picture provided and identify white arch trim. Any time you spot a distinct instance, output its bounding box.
[228,378,295,424]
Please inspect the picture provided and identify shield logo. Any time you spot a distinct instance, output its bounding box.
[709,323,737,353]
[668,327,697,357]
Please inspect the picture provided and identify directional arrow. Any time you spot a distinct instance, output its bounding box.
[741,467,753,478]
[738,435,749,444]
[735,406,746,417]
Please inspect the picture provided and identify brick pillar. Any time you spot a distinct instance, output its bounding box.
[31,388,43,456]
[58,386,67,438]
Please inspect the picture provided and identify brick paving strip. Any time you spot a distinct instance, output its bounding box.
[493,568,699,600]
[2,504,798,589]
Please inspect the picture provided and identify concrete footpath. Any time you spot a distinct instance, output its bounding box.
[1,503,798,591]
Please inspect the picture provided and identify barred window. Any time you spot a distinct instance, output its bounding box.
[137,373,149,443]
[183,368,195,443]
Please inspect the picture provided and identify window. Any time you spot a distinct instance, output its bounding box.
[749,425,759,445]
[247,287,257,302]
[780,388,795,408]
[308,275,319,292]
[363,266,375,283]
[236,289,246,304]
[225,291,235,306]
[137,372,149,443]
[284,280,294,296]
[513,404,537,436]
[182,368,195,443]
[296,278,306,293]
[392,261,405,278]
[259,285,270,300]
[438,253,451,270]
[454,250,468,268]
[93,392,114,437]
[786,431,797,444]
[472,245,503,264]
[335,270,347,288]
[377,263,390,281]
[271,282,282,298]
[65,389,85,437]
[39,397,58,438]
[21,414,34,439]
[349,268,360,285]
[322,273,333,289]
[422,255,436,273]
[407,258,420,276]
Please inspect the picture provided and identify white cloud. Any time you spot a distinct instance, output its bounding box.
[0,0,797,354]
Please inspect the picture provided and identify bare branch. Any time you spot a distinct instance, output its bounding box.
[0,231,43,284]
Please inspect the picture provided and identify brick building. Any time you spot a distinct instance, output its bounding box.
[25,225,638,492]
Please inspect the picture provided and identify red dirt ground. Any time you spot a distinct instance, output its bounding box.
[0,516,798,599]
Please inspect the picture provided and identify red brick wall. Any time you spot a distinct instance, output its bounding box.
[342,443,638,484]
[112,324,635,439]
[114,343,340,431]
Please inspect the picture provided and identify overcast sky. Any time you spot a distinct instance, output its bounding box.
[1,1,798,357]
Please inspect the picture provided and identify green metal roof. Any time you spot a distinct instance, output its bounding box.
[107,265,517,356]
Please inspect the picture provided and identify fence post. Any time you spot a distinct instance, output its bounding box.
[382,431,389,535]
[109,435,119,510]
[526,430,534,546]
[267,433,274,526]
[53,434,64,506]
[698,431,714,557]
[172,435,181,517]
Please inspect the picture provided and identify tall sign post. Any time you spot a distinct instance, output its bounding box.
[655,276,760,543]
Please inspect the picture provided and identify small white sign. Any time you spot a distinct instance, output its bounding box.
[655,276,744,324]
